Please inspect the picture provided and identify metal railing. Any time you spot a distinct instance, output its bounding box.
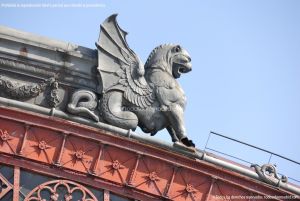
[204,131,300,185]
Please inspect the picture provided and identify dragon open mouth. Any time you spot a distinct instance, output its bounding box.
[172,55,192,78]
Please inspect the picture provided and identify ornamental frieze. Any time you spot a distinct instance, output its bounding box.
[0,106,296,200]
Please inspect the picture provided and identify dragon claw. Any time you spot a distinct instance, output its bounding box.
[181,138,195,147]
[150,131,157,136]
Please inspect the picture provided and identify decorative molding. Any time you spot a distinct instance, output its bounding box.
[0,57,97,91]
[24,180,97,201]
[251,164,288,186]
[0,57,55,77]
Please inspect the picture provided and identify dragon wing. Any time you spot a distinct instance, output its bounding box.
[96,14,154,108]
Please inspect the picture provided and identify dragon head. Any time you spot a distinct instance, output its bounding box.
[145,44,192,79]
[169,45,192,78]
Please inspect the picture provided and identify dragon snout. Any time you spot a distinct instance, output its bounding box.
[185,55,191,63]
[179,54,191,64]
[180,55,192,72]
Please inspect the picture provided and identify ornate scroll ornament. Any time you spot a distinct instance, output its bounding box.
[94,14,195,147]
[0,75,48,99]
[0,75,58,103]
[24,180,97,201]
[251,164,288,186]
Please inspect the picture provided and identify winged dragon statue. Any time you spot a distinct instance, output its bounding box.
[68,14,195,147]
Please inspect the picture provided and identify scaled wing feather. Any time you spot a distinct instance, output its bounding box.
[97,14,154,108]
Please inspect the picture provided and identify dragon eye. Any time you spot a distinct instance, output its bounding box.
[174,46,181,52]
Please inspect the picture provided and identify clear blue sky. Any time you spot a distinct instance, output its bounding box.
[0,0,299,181]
